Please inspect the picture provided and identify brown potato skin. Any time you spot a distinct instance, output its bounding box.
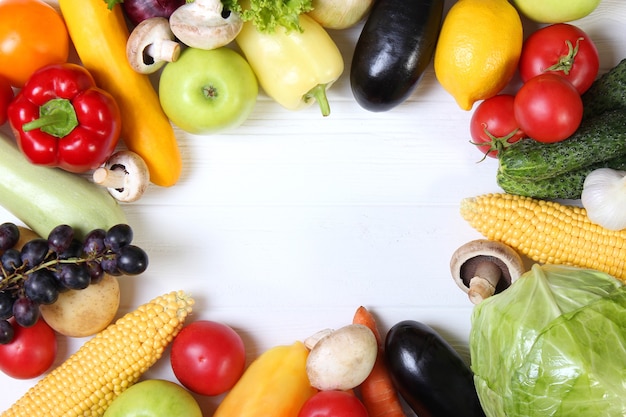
[40,273,120,337]
[16,226,39,249]
[16,226,121,337]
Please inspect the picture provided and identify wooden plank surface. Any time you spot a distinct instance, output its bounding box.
[1,0,625,413]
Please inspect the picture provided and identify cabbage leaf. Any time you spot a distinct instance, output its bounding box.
[470,264,626,417]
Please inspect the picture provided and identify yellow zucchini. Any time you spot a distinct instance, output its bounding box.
[57,0,182,187]
[0,132,127,239]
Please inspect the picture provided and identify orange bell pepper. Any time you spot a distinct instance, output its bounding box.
[213,341,318,417]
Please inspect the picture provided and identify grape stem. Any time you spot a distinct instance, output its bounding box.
[0,252,116,293]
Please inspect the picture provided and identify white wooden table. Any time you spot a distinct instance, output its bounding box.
[1,0,625,414]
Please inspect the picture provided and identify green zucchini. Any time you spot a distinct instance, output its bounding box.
[582,58,626,120]
[0,132,127,239]
[498,109,626,181]
[496,153,626,199]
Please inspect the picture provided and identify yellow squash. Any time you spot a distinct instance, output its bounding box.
[236,14,344,116]
[57,0,182,187]
[213,341,318,417]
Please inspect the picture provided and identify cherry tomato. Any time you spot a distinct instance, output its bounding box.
[298,390,369,417]
[519,23,599,94]
[0,317,57,379]
[469,94,526,159]
[0,0,70,88]
[170,320,246,396]
[514,74,583,143]
[0,76,14,125]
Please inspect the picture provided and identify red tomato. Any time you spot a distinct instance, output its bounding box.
[0,76,13,125]
[514,74,583,143]
[170,320,246,396]
[298,390,369,417]
[0,317,57,379]
[0,0,70,87]
[519,23,599,94]
[469,94,526,159]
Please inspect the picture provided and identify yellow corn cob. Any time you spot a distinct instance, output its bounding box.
[2,290,194,417]
[460,193,626,283]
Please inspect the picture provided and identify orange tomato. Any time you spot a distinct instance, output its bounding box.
[0,0,69,87]
[0,75,13,124]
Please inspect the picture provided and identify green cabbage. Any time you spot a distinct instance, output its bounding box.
[470,263,626,417]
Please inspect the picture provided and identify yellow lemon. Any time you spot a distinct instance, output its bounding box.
[434,0,523,110]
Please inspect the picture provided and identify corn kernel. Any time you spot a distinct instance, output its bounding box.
[460,194,626,283]
[2,291,194,417]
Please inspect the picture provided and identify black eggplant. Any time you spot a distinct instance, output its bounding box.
[350,0,444,112]
[385,320,486,417]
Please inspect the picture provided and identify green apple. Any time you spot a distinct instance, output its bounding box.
[511,0,601,23]
[103,379,203,417]
[159,47,258,134]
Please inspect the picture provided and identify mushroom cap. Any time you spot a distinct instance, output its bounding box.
[450,239,525,298]
[305,324,378,391]
[127,16,180,74]
[169,0,243,50]
[93,151,150,203]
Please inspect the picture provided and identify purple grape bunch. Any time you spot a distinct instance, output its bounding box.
[0,223,148,344]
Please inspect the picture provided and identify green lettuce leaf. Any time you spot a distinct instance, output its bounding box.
[223,0,313,33]
[470,264,626,417]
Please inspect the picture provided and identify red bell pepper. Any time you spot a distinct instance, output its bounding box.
[7,63,121,173]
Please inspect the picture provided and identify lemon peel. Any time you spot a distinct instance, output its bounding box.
[434,0,523,110]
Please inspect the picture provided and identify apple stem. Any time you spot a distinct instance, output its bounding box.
[304,84,331,117]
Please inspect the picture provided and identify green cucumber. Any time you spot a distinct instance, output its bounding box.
[0,132,127,239]
[498,109,626,181]
[582,58,626,120]
[496,153,626,199]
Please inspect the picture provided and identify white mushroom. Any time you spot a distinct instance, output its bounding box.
[127,17,181,74]
[169,0,243,50]
[305,324,377,391]
[92,151,150,203]
[450,239,526,304]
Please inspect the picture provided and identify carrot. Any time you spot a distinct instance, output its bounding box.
[353,306,406,417]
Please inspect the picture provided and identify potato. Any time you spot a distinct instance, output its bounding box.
[40,273,120,337]
[16,225,39,248]
[15,226,121,337]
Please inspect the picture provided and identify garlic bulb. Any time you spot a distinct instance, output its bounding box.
[581,168,626,230]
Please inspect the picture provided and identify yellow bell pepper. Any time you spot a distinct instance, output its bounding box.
[213,341,318,417]
[235,14,344,116]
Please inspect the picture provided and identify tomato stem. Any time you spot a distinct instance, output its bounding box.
[544,37,584,75]
[470,126,521,162]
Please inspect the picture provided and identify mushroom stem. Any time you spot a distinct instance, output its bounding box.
[304,328,334,350]
[450,239,525,304]
[93,151,149,203]
[145,39,181,64]
[468,261,502,304]
[93,166,127,189]
[126,17,180,74]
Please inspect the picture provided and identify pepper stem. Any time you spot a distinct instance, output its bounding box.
[304,84,331,117]
[21,98,79,138]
